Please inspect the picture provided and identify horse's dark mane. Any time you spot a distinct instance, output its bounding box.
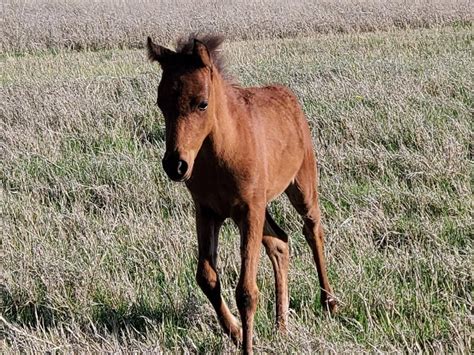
[175,33,230,79]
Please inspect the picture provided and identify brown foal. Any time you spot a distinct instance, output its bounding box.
[147,34,337,354]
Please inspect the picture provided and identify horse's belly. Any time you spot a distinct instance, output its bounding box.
[265,153,303,202]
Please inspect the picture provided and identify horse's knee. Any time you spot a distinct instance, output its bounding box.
[196,260,219,296]
[236,283,259,314]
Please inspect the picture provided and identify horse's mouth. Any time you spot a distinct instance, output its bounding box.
[168,170,192,183]
[177,175,191,183]
[181,169,193,182]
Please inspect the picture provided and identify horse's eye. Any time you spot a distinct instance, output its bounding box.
[197,101,208,111]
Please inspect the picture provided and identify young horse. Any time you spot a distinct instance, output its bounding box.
[147,34,337,354]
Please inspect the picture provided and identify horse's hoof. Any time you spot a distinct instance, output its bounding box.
[322,296,338,315]
[229,327,243,346]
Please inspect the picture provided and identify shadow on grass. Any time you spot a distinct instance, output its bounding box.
[91,298,190,334]
[1,284,62,329]
[1,284,195,340]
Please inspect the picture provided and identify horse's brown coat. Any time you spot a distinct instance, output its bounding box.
[147,34,336,354]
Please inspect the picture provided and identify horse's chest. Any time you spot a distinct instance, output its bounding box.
[185,165,241,217]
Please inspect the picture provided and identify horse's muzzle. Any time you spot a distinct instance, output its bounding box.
[162,152,189,182]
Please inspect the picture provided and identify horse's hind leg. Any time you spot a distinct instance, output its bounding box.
[285,153,337,314]
[263,210,289,332]
[195,203,242,344]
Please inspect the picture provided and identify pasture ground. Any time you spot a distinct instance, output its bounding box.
[1,2,472,352]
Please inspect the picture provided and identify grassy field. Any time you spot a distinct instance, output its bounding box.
[1,1,473,353]
[2,0,472,52]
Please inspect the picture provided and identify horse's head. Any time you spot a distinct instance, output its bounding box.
[147,36,220,182]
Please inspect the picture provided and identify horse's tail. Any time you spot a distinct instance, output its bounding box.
[263,209,288,241]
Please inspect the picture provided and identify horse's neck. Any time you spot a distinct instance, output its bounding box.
[207,77,241,160]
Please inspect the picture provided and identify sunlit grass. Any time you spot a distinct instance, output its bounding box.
[1,25,472,352]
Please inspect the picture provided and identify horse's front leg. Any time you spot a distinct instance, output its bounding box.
[195,203,242,344]
[234,203,265,355]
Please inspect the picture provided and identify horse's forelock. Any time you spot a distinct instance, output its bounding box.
[175,33,227,77]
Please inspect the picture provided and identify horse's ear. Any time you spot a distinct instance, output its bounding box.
[147,37,175,64]
[193,39,212,68]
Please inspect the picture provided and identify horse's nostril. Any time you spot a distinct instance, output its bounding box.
[162,155,188,181]
[176,160,188,177]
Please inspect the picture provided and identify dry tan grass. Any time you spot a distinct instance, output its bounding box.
[1,0,472,52]
[1,23,472,352]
